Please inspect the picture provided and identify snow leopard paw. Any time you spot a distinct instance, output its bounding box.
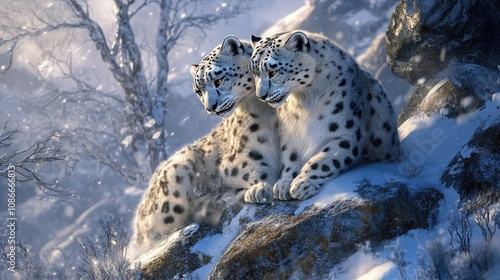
[272,178,293,201]
[290,175,321,200]
[244,182,274,204]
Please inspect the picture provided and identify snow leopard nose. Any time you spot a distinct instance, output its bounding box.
[207,100,218,112]
[255,76,270,101]
[258,93,268,101]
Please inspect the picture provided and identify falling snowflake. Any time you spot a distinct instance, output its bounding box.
[121,135,133,147]
[152,131,161,139]
[145,119,156,128]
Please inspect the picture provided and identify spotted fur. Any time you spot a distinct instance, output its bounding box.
[132,36,280,251]
[250,30,400,200]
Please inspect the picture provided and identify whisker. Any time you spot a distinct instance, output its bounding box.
[198,109,210,118]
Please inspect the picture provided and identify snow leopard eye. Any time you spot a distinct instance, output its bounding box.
[269,70,278,78]
[195,88,203,97]
[214,77,224,88]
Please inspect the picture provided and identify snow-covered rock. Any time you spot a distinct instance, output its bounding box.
[441,115,500,213]
[398,63,500,125]
[133,224,214,279]
[135,181,442,279]
[209,183,441,279]
[386,0,500,214]
[386,0,500,84]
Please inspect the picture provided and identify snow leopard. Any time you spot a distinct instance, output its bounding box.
[132,36,280,251]
[249,30,400,201]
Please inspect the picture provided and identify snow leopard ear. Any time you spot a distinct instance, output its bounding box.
[284,31,310,52]
[190,64,198,77]
[220,36,244,56]
[251,35,262,48]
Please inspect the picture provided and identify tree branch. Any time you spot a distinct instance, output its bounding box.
[0,122,73,198]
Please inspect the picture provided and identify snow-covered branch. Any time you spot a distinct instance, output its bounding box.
[0,21,83,74]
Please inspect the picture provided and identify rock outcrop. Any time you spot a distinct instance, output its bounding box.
[386,0,500,85]
[397,64,500,124]
[134,224,214,279]
[441,115,500,213]
[136,182,442,279]
[210,183,441,279]
[386,0,500,202]
[387,0,500,125]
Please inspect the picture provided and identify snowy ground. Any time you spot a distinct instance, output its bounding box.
[328,94,500,279]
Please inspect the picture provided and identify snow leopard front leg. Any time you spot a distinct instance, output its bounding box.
[221,150,276,204]
[273,143,304,200]
[241,152,277,204]
[218,131,277,204]
[291,128,364,200]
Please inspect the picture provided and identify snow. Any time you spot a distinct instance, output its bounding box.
[191,207,257,279]
[314,96,500,279]
[326,186,463,279]
[146,97,499,279]
[262,3,314,36]
[294,162,399,215]
[459,145,476,159]
[344,9,379,27]
[399,94,500,183]
[424,78,448,100]
[329,251,397,280]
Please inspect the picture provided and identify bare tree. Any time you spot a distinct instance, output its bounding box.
[0,121,70,197]
[0,0,251,186]
[77,216,140,280]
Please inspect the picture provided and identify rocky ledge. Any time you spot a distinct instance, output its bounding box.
[136,182,442,279]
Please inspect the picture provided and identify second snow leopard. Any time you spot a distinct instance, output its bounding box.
[132,36,280,251]
[250,30,400,201]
